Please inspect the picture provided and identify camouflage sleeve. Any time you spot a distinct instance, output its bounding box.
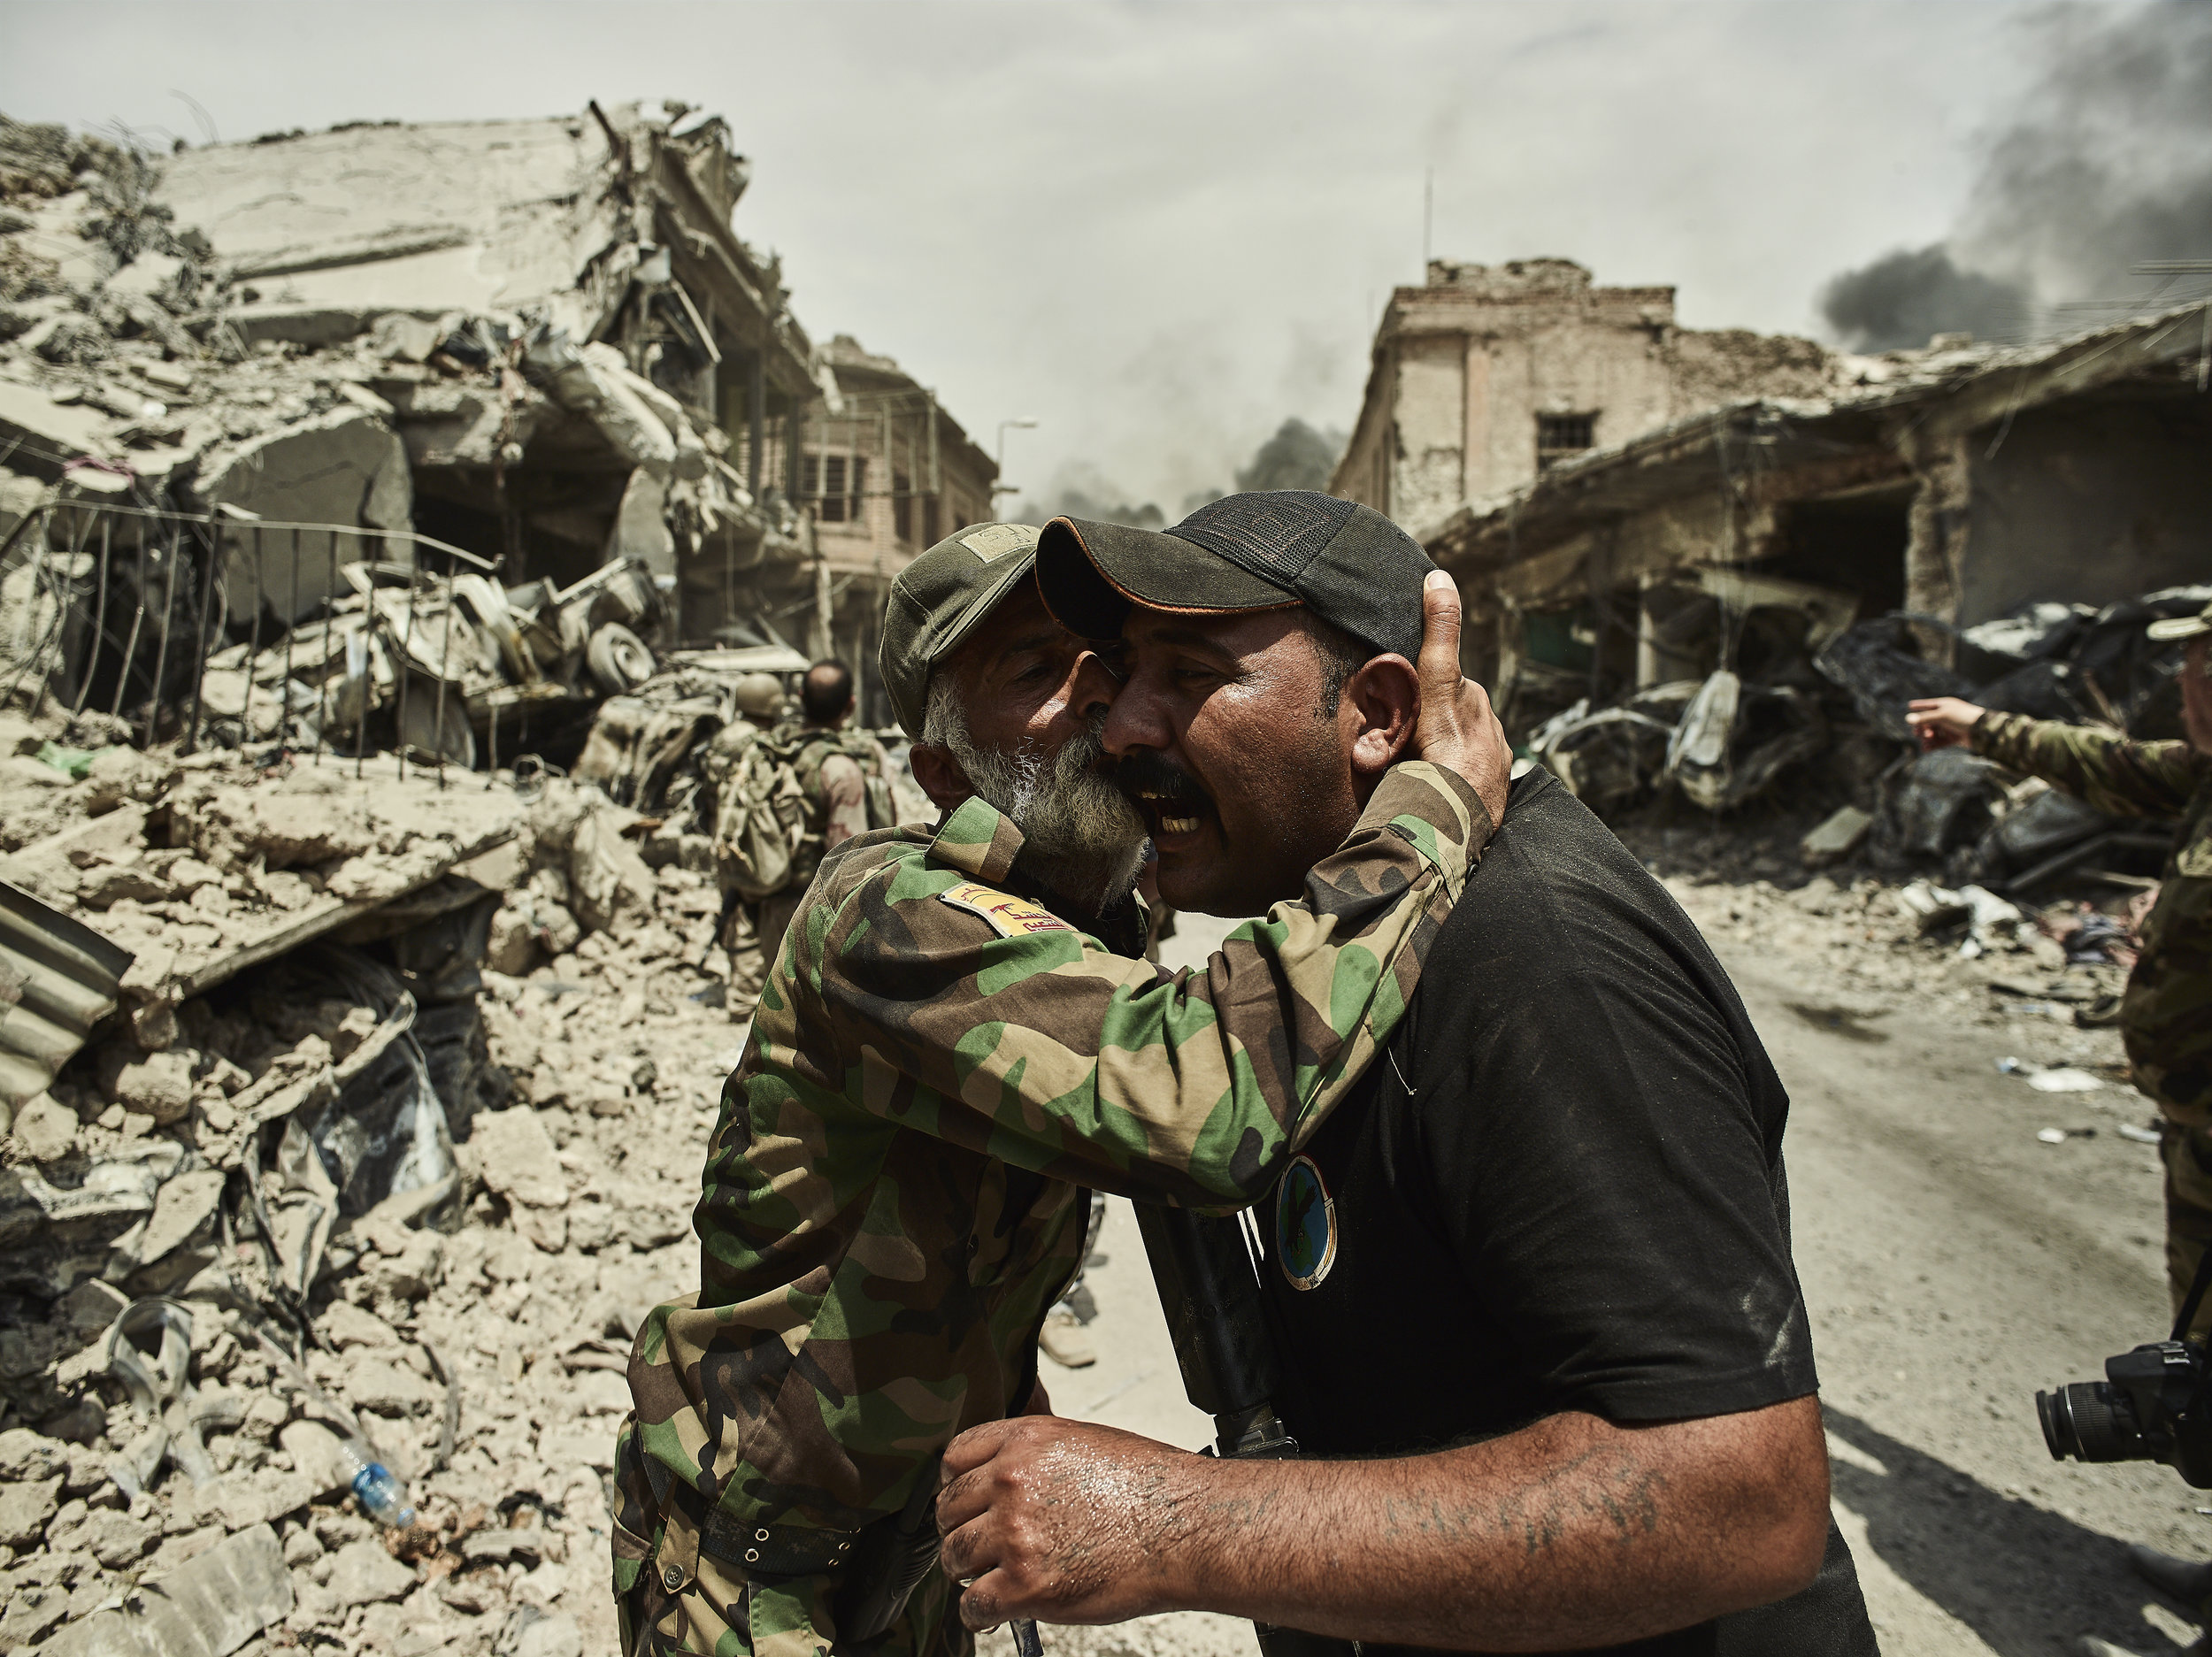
[757,760,1490,1209]
[818,753,868,849]
[1972,710,2199,819]
[2124,779,2212,1124]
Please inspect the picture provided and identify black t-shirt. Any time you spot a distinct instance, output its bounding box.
[1257,769,1875,1657]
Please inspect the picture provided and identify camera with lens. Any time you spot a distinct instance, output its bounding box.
[2039,1340,2212,1488]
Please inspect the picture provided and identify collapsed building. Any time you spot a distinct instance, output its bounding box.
[1414,297,2211,725]
[1329,256,2210,887]
[728,332,1001,723]
[0,104,985,1656]
[0,103,1001,748]
[1330,258,1847,533]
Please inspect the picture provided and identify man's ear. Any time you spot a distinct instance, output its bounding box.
[1343,654,1418,783]
[907,742,974,812]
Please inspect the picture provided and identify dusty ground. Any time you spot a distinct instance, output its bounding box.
[8,782,2198,1657]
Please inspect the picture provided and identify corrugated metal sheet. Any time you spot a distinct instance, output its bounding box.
[0,878,134,1109]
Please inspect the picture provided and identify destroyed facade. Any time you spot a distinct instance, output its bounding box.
[1330,258,1843,530]
[0,102,1001,740]
[1324,251,2209,891]
[0,100,980,1657]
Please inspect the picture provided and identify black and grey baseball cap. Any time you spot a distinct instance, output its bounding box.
[1035,491,1434,661]
[879,522,1041,738]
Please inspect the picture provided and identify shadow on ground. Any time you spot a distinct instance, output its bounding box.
[1827,1408,2197,1654]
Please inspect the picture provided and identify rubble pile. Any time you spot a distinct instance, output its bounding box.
[1628,820,2147,1103]
[1527,584,2208,893]
[0,701,766,1657]
[0,99,845,771]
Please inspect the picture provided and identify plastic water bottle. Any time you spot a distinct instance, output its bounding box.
[335,1437,416,1529]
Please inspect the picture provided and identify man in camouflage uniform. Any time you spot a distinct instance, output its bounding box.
[615,520,1505,1657]
[1912,599,2212,1643]
[755,660,894,971]
[705,673,790,1009]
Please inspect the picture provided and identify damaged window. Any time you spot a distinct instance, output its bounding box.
[803,453,867,524]
[1536,412,1596,470]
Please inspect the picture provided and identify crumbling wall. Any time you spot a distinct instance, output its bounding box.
[1961,400,2212,625]
[1665,328,1840,412]
[1390,334,1466,533]
[196,408,414,625]
[1357,259,1847,530]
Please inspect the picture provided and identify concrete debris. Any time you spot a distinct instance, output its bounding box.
[1,687,772,1657]
[0,96,947,772]
[1511,584,2201,906]
[35,1522,292,1657]
[1800,804,1874,869]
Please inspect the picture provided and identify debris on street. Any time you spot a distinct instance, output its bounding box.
[0,709,775,1657]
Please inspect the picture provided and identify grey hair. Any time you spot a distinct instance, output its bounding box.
[917,669,1145,909]
[921,671,967,749]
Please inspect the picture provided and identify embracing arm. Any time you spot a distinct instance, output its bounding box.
[936,1398,1832,1651]
[764,757,1488,1208]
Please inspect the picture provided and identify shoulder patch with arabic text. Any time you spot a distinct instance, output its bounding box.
[937,880,1076,939]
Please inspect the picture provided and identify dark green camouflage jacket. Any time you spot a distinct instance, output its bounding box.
[1975,712,2212,1121]
[617,761,1489,1654]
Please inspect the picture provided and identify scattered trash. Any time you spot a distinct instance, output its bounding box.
[2037,1128,2070,1144]
[2029,1068,2104,1093]
[1900,880,2025,957]
[1998,1056,2105,1093]
[1497,585,2204,886]
[2059,912,2135,967]
[335,1430,416,1529]
[2119,1123,2163,1145]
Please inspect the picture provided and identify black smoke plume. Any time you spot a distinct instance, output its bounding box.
[1820,247,2032,354]
[1820,0,2212,352]
[1233,418,1342,494]
[1017,418,1346,529]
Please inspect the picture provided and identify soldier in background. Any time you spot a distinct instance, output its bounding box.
[758,660,893,969]
[613,523,1504,1657]
[702,672,789,1016]
[1910,595,2212,1644]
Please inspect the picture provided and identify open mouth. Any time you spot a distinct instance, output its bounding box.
[1114,754,1215,841]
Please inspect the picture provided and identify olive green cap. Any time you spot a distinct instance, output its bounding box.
[879,523,1041,739]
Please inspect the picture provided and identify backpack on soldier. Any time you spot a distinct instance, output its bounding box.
[843,730,899,832]
[712,734,810,901]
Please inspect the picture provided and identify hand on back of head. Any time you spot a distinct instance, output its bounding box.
[1411,571,1511,828]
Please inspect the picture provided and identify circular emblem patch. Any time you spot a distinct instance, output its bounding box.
[1274,1155,1337,1291]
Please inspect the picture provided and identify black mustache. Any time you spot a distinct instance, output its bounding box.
[1111,750,1213,811]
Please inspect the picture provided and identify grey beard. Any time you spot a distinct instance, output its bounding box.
[947,716,1147,913]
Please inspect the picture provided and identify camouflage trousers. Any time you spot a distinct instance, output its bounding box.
[2162,1121,2212,1340]
[614,1539,967,1657]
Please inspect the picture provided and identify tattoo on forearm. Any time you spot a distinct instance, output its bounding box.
[1377,1446,1668,1558]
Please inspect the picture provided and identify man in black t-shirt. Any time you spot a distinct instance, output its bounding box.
[934,494,1876,1656]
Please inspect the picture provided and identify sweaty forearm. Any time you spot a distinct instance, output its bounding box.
[1148,1401,1831,1650]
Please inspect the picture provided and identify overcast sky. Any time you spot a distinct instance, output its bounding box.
[0,1,2077,512]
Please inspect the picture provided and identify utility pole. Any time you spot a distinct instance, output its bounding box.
[993,418,1038,517]
[1422,166,1433,280]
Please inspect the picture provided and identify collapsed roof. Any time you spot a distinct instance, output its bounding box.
[0,103,831,648]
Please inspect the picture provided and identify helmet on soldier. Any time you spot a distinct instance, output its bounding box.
[733,673,785,720]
